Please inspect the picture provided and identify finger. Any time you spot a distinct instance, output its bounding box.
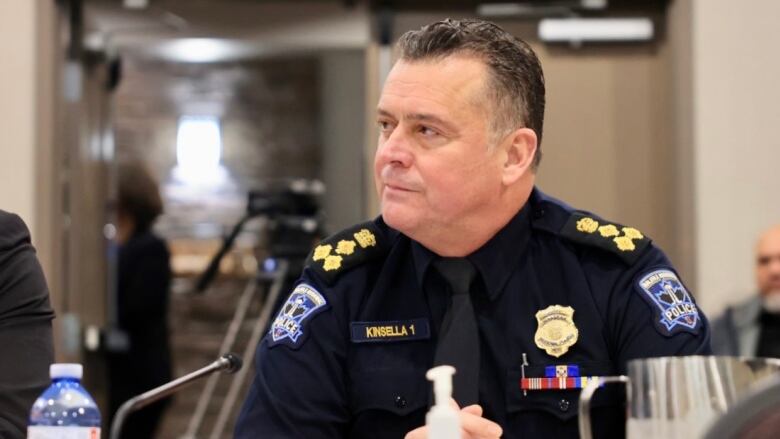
[449,398,461,410]
[404,427,425,439]
[461,404,483,416]
[460,411,503,439]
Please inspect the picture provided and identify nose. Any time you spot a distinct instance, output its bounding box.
[376,127,413,169]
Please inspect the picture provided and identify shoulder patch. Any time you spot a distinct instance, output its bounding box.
[268,283,328,349]
[559,212,651,265]
[635,269,701,337]
[306,221,386,285]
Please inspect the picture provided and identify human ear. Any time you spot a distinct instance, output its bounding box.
[501,127,537,186]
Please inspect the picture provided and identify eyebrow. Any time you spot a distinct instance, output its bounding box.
[376,108,458,133]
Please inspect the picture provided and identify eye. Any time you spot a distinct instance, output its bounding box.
[418,126,439,137]
[377,120,395,132]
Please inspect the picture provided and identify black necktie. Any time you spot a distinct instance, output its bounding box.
[432,257,480,406]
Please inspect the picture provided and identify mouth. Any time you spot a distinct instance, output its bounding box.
[385,183,414,193]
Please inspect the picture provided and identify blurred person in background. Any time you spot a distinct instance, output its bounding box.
[107,162,172,438]
[0,211,55,439]
[713,225,780,357]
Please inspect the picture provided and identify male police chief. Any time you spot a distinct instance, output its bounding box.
[234,18,711,439]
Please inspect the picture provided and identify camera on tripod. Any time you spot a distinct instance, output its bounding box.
[196,179,325,293]
[248,179,324,261]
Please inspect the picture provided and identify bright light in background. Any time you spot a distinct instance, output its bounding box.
[538,18,654,43]
[174,116,225,186]
[155,38,255,63]
[123,0,149,9]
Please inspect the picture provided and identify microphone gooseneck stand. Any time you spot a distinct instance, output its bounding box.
[109,353,242,439]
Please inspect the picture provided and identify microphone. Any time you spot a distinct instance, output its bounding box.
[109,353,243,439]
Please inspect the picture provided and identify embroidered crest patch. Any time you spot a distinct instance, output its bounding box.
[269,283,328,348]
[636,269,701,336]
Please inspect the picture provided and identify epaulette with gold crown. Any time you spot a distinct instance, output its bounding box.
[559,212,651,265]
[306,221,386,285]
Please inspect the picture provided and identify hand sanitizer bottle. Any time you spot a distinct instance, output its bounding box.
[425,365,460,439]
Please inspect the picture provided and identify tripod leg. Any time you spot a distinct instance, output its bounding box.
[184,277,258,438]
[209,260,290,439]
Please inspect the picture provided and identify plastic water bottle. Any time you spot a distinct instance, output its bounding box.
[28,363,101,439]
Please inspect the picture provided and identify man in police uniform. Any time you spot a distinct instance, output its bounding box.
[235,19,711,439]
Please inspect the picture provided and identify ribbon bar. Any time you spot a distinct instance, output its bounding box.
[520,376,602,391]
[544,364,580,378]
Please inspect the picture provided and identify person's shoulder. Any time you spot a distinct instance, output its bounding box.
[0,211,52,321]
[124,230,169,256]
[265,218,395,350]
[0,210,31,251]
[716,295,762,327]
[305,217,395,286]
[529,189,653,266]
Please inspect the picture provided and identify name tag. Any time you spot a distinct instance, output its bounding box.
[351,319,430,343]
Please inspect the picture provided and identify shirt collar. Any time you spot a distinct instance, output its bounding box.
[412,239,436,289]
[469,201,532,300]
[410,198,533,301]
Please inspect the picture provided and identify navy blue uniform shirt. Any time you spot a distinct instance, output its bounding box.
[235,188,711,438]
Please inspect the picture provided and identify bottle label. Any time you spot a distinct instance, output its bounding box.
[28,426,100,439]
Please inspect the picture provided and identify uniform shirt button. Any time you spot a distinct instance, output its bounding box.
[558,399,570,412]
[533,208,545,219]
[394,395,407,409]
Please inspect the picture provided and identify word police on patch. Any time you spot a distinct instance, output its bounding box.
[269,283,328,348]
[636,269,701,336]
[351,319,430,343]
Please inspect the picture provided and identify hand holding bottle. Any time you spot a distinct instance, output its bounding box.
[405,401,503,439]
[406,365,503,439]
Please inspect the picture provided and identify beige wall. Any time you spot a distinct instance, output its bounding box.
[320,50,368,231]
[0,0,59,284]
[691,0,780,314]
[666,0,697,297]
[533,42,676,260]
[0,1,37,228]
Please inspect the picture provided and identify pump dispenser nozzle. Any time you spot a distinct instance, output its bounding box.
[425,365,460,439]
[427,365,456,406]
